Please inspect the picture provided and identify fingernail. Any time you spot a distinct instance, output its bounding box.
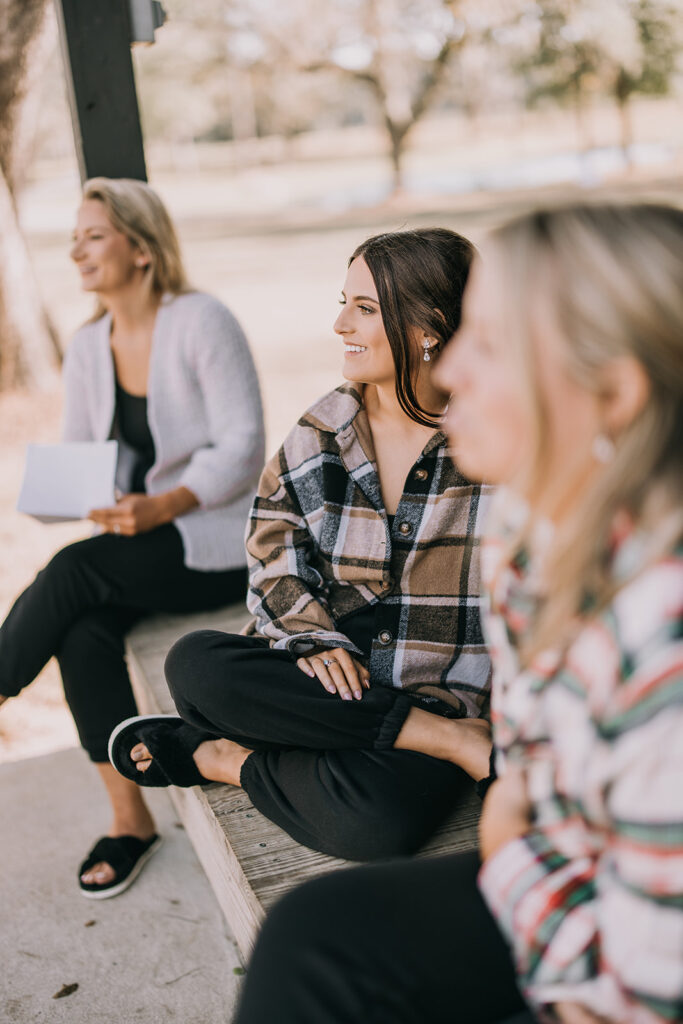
[307,670,315,677]
[326,686,336,693]
[354,691,362,700]
[342,693,352,701]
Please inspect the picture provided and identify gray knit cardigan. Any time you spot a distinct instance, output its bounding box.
[62,291,265,571]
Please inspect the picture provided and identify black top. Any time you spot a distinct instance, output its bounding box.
[115,381,155,493]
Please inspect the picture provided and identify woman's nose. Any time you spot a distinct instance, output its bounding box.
[334,310,349,334]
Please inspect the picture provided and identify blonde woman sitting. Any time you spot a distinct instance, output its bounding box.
[0,178,264,898]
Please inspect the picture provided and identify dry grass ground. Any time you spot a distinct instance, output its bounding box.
[1,102,681,763]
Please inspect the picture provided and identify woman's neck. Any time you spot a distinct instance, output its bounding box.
[100,284,161,335]
[363,377,445,431]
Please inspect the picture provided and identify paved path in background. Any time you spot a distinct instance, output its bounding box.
[1,747,242,1023]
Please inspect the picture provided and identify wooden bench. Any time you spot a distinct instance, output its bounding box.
[126,605,481,959]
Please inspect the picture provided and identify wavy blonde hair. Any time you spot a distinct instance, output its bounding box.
[82,177,190,320]
[488,202,683,660]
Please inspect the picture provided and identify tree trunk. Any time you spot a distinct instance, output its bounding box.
[614,69,634,167]
[387,120,409,193]
[0,166,59,391]
[0,0,61,392]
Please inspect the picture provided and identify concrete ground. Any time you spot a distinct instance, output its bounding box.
[0,746,243,1023]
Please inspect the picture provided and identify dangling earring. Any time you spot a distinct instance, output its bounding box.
[592,433,615,464]
[423,340,431,362]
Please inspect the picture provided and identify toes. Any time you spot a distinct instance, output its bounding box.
[81,861,115,885]
[131,742,151,762]
[135,757,152,773]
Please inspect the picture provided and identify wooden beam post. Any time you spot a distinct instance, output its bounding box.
[53,0,147,182]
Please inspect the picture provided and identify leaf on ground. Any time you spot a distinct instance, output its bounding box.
[84,920,96,927]
[232,967,246,976]
[53,983,79,999]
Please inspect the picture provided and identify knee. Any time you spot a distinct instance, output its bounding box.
[255,872,364,963]
[164,629,253,711]
[43,542,86,582]
[164,630,220,701]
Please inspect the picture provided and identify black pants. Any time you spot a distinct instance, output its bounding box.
[165,631,473,861]
[0,525,246,762]
[233,850,535,1024]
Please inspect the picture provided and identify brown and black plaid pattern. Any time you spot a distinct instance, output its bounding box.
[245,385,493,716]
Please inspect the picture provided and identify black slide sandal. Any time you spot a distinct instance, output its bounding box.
[108,714,214,788]
[79,834,162,899]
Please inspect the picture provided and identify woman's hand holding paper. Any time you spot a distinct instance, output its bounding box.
[89,486,198,536]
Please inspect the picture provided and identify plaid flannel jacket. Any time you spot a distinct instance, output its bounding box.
[244,384,492,715]
[478,492,683,1023]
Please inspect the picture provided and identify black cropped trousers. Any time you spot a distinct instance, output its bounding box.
[233,850,535,1024]
[165,630,473,861]
[0,525,246,762]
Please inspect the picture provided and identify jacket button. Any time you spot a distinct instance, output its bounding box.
[378,629,393,644]
[398,521,412,535]
[414,468,428,481]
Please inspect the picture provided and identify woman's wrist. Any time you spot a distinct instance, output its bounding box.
[155,486,199,524]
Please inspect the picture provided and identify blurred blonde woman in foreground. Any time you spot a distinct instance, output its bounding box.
[232,202,683,1024]
[0,178,264,898]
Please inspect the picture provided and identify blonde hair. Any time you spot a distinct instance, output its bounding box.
[82,177,190,319]
[488,202,683,659]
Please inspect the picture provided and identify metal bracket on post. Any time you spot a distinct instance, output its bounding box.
[128,0,166,45]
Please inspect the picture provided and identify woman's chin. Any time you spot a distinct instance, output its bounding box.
[342,365,368,384]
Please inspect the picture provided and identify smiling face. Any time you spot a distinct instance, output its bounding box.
[435,255,604,512]
[334,256,397,388]
[70,199,144,296]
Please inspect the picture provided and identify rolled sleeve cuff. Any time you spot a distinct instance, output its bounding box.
[273,631,364,658]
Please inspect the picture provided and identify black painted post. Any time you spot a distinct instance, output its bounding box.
[54,0,147,182]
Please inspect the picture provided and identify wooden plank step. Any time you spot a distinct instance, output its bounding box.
[126,606,480,959]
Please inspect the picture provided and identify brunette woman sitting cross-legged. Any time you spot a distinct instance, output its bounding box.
[109,227,493,862]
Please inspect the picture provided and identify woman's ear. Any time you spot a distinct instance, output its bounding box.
[134,246,151,269]
[599,356,651,435]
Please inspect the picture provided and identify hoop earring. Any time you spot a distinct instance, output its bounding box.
[423,341,431,363]
[592,433,615,464]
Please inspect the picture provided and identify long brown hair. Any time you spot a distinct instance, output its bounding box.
[350,228,475,427]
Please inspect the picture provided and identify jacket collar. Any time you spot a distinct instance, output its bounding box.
[302,384,447,511]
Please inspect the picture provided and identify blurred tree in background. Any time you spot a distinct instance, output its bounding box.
[0,0,60,391]
[132,0,680,183]
[510,0,681,156]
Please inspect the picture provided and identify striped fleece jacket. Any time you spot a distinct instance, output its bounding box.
[478,492,683,1023]
[244,384,493,716]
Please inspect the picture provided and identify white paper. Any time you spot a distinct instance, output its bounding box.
[17,441,118,523]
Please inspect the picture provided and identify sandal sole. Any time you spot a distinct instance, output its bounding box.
[108,713,183,783]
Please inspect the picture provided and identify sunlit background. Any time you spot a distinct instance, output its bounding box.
[1,0,682,760]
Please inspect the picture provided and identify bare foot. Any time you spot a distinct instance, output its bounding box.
[395,709,492,780]
[81,765,157,886]
[130,736,253,787]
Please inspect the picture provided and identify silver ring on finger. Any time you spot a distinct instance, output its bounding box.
[113,523,121,535]
[322,658,337,666]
